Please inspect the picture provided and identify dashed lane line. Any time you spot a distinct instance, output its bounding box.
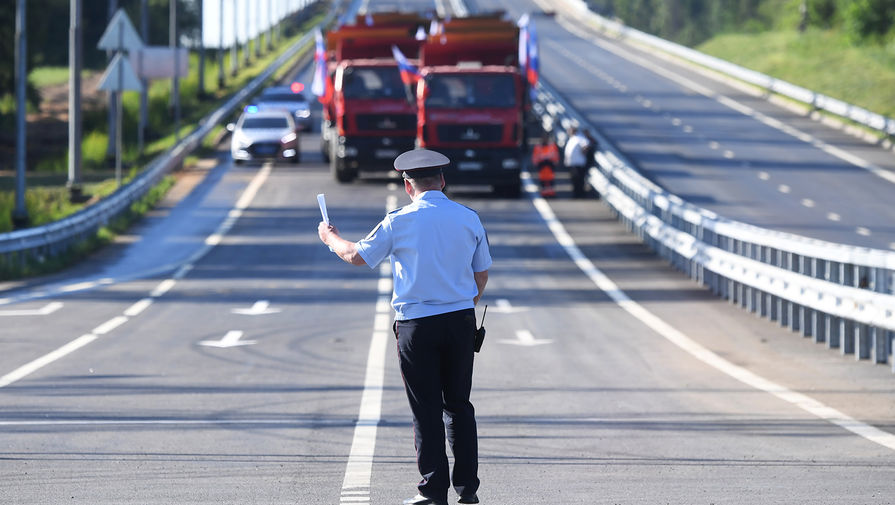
[0,163,274,389]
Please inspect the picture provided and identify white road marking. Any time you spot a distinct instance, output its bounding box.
[671,118,682,126]
[522,169,895,452]
[856,227,872,236]
[340,196,397,504]
[827,212,841,222]
[758,171,770,180]
[499,329,553,347]
[92,316,128,335]
[491,298,527,313]
[150,279,177,298]
[198,330,256,348]
[124,298,153,317]
[548,29,895,186]
[0,162,274,388]
[890,242,895,251]
[231,300,281,315]
[0,302,63,317]
[709,141,720,150]
[0,334,97,388]
[0,418,354,427]
[683,125,693,133]
[723,150,735,159]
[778,184,791,194]
[800,199,815,208]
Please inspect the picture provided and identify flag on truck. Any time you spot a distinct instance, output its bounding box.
[311,29,330,102]
[518,14,539,87]
[391,45,421,87]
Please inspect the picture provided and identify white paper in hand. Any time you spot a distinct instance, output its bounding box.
[317,193,329,225]
[317,194,334,252]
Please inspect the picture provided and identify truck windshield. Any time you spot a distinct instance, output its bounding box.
[425,74,516,109]
[341,67,406,99]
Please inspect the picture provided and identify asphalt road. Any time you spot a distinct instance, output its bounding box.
[2,1,895,503]
[480,0,895,252]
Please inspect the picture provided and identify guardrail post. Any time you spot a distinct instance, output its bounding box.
[841,319,855,355]
[856,324,871,360]
[871,327,887,364]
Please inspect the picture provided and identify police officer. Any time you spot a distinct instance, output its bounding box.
[317,149,492,505]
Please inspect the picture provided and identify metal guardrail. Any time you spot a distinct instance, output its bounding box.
[558,0,895,138]
[0,0,328,267]
[532,80,895,370]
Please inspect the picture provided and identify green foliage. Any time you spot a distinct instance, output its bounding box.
[843,0,895,43]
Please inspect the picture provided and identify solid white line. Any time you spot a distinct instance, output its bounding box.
[91,316,128,335]
[856,227,871,236]
[523,169,895,452]
[801,199,815,208]
[827,212,841,222]
[340,203,394,496]
[0,334,97,388]
[124,298,153,317]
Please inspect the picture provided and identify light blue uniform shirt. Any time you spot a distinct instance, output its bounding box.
[355,191,492,320]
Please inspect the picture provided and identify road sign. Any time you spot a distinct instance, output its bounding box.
[131,47,189,80]
[97,54,142,92]
[97,9,143,52]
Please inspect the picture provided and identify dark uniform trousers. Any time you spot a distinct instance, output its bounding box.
[394,308,480,502]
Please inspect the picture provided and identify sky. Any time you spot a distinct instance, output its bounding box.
[201,0,317,48]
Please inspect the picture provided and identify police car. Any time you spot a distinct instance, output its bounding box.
[227,107,301,164]
[252,83,313,132]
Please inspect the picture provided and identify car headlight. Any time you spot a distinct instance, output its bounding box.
[295,109,311,119]
[281,132,297,144]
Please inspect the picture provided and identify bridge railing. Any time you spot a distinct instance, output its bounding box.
[556,0,895,138]
[532,80,895,370]
[0,0,328,269]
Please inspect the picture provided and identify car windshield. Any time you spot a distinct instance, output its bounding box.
[260,92,307,103]
[340,67,405,99]
[242,117,289,129]
[425,74,516,109]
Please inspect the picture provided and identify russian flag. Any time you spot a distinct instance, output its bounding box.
[311,29,328,100]
[391,45,421,87]
[518,14,539,87]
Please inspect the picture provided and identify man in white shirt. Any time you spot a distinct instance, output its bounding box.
[563,126,590,198]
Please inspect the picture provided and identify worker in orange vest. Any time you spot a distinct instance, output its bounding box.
[532,134,559,197]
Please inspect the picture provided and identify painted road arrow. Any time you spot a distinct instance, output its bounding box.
[490,298,527,314]
[499,330,553,347]
[231,300,281,315]
[0,302,64,317]
[198,331,257,348]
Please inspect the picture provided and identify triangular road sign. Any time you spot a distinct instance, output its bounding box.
[97,54,143,92]
[97,8,144,52]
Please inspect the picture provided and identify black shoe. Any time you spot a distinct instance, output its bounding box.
[458,495,479,504]
[403,494,447,505]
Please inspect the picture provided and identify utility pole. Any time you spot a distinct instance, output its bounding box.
[218,0,225,89]
[198,0,206,98]
[67,0,84,202]
[254,1,261,59]
[267,0,274,52]
[106,0,118,162]
[139,0,148,152]
[13,0,28,227]
[230,0,238,76]
[170,0,180,141]
[241,0,250,68]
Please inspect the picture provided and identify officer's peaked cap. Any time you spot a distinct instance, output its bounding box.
[394,149,450,179]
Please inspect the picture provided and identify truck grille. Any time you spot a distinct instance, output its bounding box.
[436,124,503,143]
[355,114,416,131]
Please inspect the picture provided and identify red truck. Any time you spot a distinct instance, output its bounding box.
[415,15,527,197]
[320,14,425,183]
